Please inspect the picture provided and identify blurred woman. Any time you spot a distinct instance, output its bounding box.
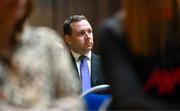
[98,0,180,109]
[0,0,84,110]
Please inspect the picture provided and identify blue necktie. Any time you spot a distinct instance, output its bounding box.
[79,55,91,93]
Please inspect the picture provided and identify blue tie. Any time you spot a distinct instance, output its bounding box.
[79,55,91,93]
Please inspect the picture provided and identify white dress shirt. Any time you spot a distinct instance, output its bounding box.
[71,50,91,78]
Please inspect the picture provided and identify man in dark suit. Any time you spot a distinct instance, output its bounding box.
[63,15,106,93]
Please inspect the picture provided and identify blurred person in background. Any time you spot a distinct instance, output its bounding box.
[0,0,84,110]
[98,0,180,109]
[63,15,106,94]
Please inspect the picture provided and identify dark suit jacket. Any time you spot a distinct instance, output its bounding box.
[71,52,106,87]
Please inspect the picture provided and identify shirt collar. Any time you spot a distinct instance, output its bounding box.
[71,50,91,62]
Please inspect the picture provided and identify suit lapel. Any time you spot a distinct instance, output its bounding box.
[70,53,80,79]
[91,53,99,86]
[70,52,104,87]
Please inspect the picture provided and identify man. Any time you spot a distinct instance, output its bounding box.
[63,15,106,93]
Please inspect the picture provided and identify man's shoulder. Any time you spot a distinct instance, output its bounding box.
[91,53,102,63]
[91,52,101,58]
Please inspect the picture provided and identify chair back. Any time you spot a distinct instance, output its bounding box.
[81,84,112,111]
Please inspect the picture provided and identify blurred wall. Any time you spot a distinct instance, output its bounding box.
[31,0,121,34]
[30,0,121,52]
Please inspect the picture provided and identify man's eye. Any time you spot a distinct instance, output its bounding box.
[88,30,92,34]
[80,32,85,35]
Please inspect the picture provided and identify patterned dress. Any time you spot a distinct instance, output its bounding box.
[0,26,84,110]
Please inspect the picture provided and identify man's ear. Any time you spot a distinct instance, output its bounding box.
[64,35,71,45]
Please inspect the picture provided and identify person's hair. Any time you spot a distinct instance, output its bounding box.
[123,0,180,57]
[63,15,87,36]
[2,0,33,65]
[12,0,32,40]
[11,0,32,48]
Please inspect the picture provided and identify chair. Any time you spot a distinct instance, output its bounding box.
[81,84,112,111]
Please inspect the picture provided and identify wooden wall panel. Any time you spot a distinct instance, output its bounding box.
[31,0,121,32]
[30,0,122,52]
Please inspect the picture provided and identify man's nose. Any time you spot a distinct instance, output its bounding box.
[85,32,91,39]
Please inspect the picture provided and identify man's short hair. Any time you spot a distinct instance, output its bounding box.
[63,15,87,36]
